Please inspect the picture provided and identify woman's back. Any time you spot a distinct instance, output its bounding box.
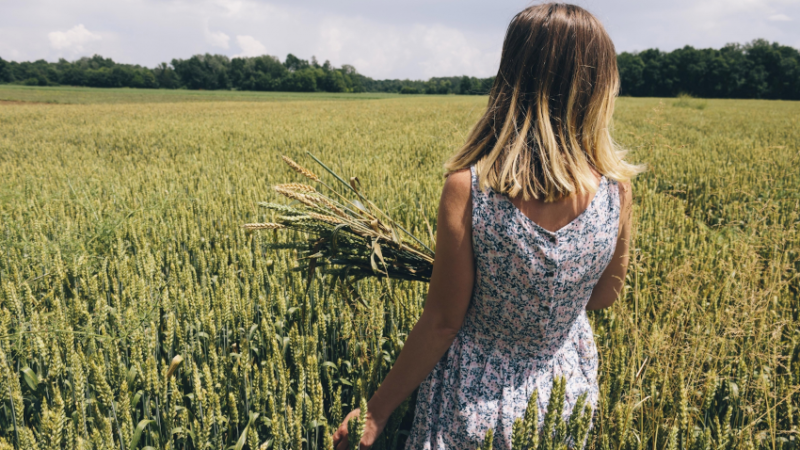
[507,171,606,235]
[404,166,620,449]
[333,4,641,450]
[466,165,619,353]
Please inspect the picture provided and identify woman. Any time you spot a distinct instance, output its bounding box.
[334,3,643,449]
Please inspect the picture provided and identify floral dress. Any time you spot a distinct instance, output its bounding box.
[404,166,620,449]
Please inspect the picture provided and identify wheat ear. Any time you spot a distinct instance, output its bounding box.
[241,223,287,230]
[281,156,321,182]
[274,183,317,194]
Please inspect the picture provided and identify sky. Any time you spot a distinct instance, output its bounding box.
[1,0,798,80]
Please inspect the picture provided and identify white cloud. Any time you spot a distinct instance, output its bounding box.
[235,35,267,57]
[315,16,500,79]
[768,13,792,21]
[603,0,800,53]
[215,0,244,16]
[417,25,498,78]
[48,24,101,51]
[204,24,230,48]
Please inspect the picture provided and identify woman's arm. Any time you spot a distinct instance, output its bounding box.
[586,181,633,310]
[332,169,475,449]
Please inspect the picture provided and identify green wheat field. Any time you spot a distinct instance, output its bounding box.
[0,85,798,449]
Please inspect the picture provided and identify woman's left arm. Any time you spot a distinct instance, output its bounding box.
[586,180,633,310]
[332,169,475,450]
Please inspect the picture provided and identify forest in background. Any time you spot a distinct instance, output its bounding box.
[1,38,799,99]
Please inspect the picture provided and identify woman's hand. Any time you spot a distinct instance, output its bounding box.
[332,408,387,450]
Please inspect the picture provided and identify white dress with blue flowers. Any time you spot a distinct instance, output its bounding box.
[404,166,620,449]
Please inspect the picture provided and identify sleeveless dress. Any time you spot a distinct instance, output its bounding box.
[404,166,620,450]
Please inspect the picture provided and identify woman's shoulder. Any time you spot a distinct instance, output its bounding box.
[440,169,473,213]
[604,176,632,201]
[616,179,632,205]
[443,168,472,195]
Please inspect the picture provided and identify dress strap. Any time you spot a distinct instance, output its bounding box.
[469,165,485,214]
[469,165,477,190]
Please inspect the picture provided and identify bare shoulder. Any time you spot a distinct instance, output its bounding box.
[441,169,472,205]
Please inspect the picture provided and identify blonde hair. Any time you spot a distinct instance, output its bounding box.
[445,3,645,201]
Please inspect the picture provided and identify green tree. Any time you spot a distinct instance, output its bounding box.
[280,68,317,91]
[154,62,179,89]
[229,55,287,91]
[171,54,231,90]
[284,53,309,72]
[319,70,347,92]
[617,52,645,96]
[0,57,10,82]
[458,75,473,94]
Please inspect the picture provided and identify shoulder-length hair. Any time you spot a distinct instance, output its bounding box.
[445,3,644,201]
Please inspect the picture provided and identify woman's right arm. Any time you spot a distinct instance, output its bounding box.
[331,169,475,450]
[586,181,633,310]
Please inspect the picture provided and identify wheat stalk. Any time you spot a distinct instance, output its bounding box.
[247,154,435,283]
[241,223,287,230]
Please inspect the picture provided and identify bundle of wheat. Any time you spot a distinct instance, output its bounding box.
[244,153,435,283]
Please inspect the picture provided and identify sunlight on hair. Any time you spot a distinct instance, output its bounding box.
[445,3,646,201]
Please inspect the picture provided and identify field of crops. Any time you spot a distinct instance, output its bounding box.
[0,85,400,104]
[0,86,798,450]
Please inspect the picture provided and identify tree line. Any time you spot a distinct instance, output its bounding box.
[617,39,800,99]
[1,39,798,99]
[0,54,367,93]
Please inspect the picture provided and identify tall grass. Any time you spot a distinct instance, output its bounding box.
[0,94,797,449]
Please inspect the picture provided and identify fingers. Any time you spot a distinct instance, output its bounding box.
[333,409,361,450]
[358,429,376,449]
[333,426,347,450]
